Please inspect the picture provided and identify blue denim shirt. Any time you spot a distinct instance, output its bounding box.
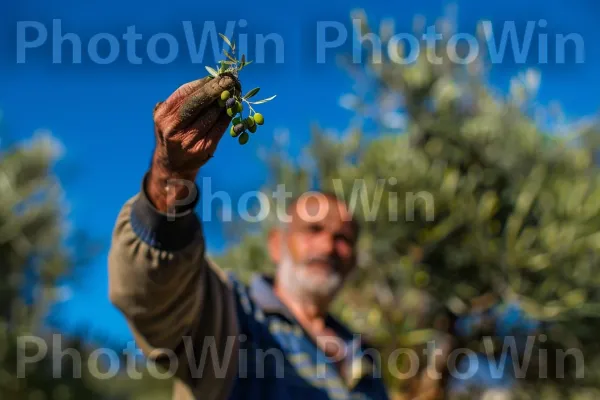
[225,274,390,400]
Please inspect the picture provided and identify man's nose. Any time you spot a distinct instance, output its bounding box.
[315,232,335,255]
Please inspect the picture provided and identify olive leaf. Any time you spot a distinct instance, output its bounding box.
[219,33,233,49]
[243,87,260,99]
[223,49,236,62]
[205,66,219,78]
[239,60,253,72]
[249,95,277,104]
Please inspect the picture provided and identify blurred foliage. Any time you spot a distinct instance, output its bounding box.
[0,127,172,398]
[0,129,114,398]
[214,9,600,400]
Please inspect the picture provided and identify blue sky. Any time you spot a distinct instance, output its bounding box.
[1,0,599,344]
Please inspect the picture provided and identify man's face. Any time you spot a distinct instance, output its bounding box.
[271,192,359,300]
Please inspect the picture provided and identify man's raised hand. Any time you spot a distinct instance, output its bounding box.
[147,74,241,212]
[152,73,241,174]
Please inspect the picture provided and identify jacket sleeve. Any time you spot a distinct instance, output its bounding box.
[108,173,240,399]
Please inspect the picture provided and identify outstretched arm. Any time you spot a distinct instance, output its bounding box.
[108,74,243,399]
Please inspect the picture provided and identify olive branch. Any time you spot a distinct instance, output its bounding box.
[205,33,277,109]
[204,33,276,144]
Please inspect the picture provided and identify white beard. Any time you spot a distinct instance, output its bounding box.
[277,244,343,302]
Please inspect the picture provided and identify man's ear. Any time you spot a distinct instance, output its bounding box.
[267,228,282,264]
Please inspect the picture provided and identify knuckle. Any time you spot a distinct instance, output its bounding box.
[218,76,234,88]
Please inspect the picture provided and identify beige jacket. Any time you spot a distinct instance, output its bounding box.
[108,175,239,400]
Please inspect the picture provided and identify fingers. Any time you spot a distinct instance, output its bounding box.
[170,77,210,102]
[204,110,233,147]
[184,106,232,155]
[175,103,223,148]
[154,74,240,134]
[153,77,208,120]
[178,74,239,124]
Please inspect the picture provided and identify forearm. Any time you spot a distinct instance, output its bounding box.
[108,168,236,348]
[108,183,205,352]
[146,148,200,214]
[108,189,240,396]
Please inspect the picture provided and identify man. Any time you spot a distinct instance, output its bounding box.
[108,74,443,399]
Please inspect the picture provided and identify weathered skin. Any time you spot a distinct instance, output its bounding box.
[148,73,241,212]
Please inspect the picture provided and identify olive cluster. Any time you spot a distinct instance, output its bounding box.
[218,90,264,145]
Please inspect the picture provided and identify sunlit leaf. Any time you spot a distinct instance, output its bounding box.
[223,49,236,62]
[219,33,233,49]
[205,66,219,78]
[249,95,277,104]
[239,60,253,71]
[244,87,260,99]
